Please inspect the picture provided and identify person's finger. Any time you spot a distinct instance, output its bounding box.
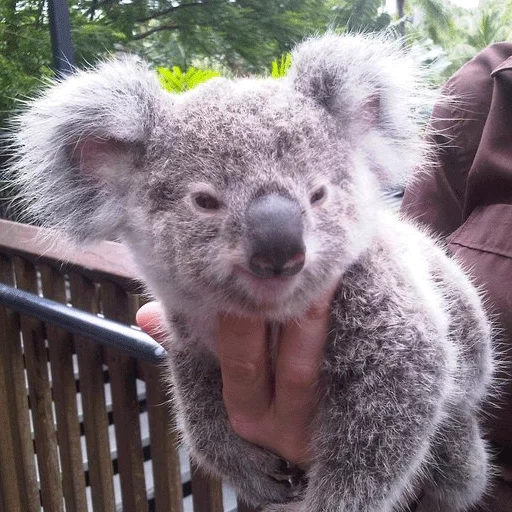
[217,315,272,432]
[136,301,168,343]
[269,300,332,464]
[275,296,332,424]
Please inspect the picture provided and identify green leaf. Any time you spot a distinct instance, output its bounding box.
[157,65,221,93]
[271,53,292,78]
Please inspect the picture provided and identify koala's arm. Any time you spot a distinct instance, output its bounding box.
[167,344,301,507]
[288,278,451,512]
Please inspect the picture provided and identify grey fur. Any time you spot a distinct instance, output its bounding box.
[10,34,494,512]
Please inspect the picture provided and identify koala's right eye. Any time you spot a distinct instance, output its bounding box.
[310,185,327,205]
[193,192,221,211]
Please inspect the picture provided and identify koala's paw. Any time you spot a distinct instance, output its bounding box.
[242,463,305,504]
[236,453,307,505]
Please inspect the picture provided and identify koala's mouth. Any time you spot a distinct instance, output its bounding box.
[233,264,300,304]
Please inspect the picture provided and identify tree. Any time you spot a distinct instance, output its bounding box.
[396,0,453,41]
[0,0,331,127]
[434,0,512,78]
[101,0,330,71]
[0,0,51,122]
[0,0,127,126]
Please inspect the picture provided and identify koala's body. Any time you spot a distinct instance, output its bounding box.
[12,34,494,512]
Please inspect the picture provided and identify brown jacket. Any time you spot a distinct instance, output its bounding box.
[401,43,512,510]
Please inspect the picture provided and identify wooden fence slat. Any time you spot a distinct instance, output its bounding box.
[69,273,116,512]
[13,256,64,512]
[0,218,139,288]
[141,361,184,512]
[0,306,23,512]
[0,469,4,512]
[40,265,87,512]
[0,256,23,512]
[190,463,224,512]
[102,282,148,512]
[0,256,40,512]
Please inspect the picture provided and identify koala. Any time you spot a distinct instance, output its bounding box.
[11,34,494,512]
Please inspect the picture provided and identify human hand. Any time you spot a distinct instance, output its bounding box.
[136,295,333,469]
[216,297,332,468]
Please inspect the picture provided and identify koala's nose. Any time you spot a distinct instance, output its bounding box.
[246,194,305,278]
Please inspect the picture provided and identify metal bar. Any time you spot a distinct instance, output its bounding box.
[47,0,76,77]
[0,283,167,364]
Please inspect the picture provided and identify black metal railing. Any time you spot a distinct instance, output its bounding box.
[0,282,166,364]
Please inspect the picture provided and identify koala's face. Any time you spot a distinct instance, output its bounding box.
[137,80,377,316]
[13,34,426,318]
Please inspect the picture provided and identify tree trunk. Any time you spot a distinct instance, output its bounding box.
[4,0,19,55]
[397,0,405,37]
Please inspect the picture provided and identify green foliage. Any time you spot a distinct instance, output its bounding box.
[0,0,331,126]
[465,3,512,50]
[3,0,512,128]
[157,66,221,93]
[97,0,331,73]
[271,53,292,78]
[156,54,293,94]
[0,57,52,118]
[436,2,512,78]
[0,0,126,126]
[0,0,51,123]
[402,0,512,81]
[409,0,453,43]
[328,0,509,84]
[70,20,127,65]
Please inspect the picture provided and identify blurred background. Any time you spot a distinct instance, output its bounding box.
[1,0,511,128]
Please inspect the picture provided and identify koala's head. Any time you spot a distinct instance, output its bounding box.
[11,34,431,317]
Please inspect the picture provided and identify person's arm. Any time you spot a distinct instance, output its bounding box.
[401,42,512,237]
[401,42,512,453]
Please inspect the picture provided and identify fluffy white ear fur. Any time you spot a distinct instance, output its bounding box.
[10,57,166,242]
[288,33,435,187]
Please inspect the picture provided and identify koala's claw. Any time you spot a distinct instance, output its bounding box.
[269,460,307,493]
[218,448,305,504]
[261,478,303,503]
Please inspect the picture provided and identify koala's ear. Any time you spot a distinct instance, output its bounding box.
[11,57,167,242]
[287,34,433,187]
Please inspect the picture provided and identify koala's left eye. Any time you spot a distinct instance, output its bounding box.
[310,186,327,205]
[193,192,221,211]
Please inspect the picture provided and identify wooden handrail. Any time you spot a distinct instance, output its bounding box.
[0,219,141,289]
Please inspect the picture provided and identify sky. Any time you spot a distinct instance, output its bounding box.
[385,0,480,11]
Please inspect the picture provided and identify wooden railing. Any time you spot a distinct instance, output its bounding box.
[0,219,256,512]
